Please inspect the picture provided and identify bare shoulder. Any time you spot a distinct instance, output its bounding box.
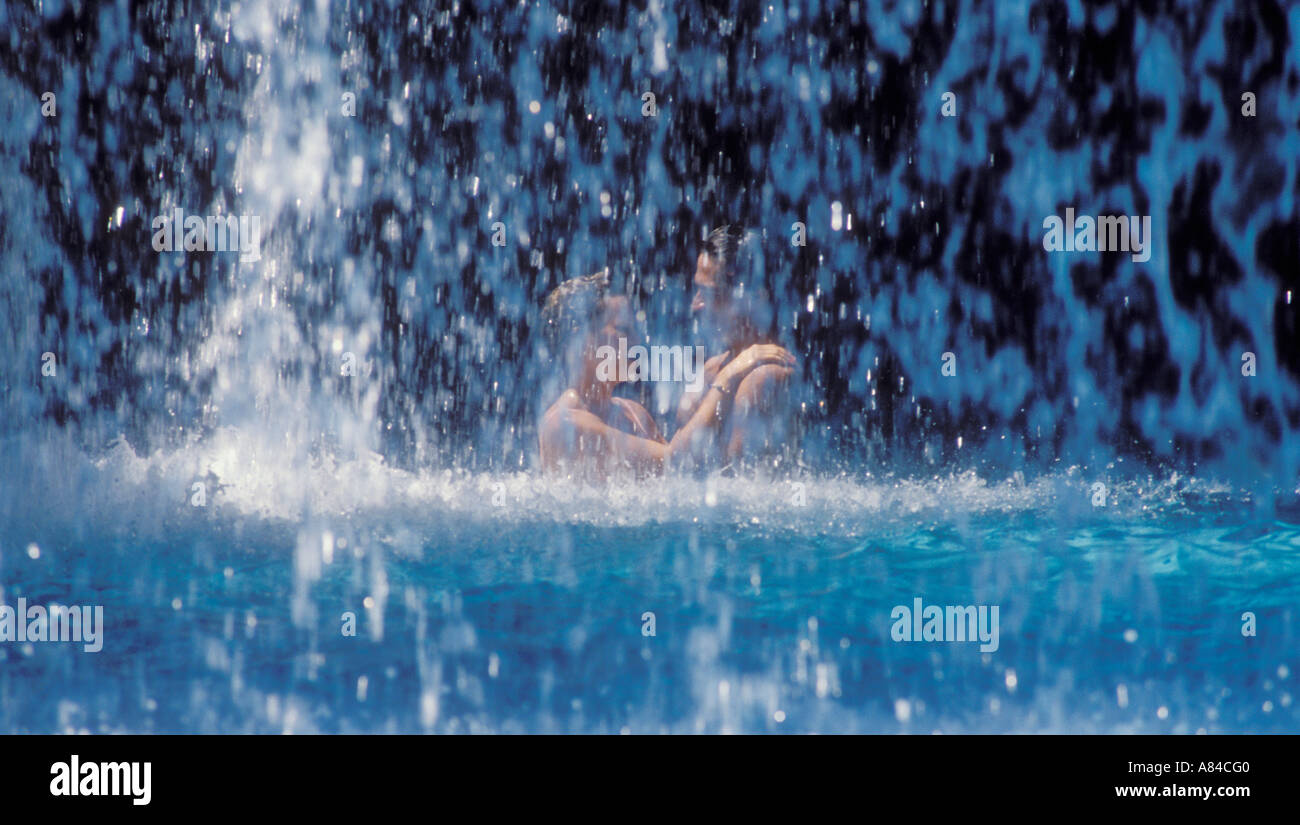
[611,397,662,440]
[540,390,584,431]
[544,389,584,415]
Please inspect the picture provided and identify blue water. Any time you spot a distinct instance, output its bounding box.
[2,1,1299,732]
[2,444,1296,733]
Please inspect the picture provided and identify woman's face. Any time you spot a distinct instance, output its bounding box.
[593,295,633,347]
[584,295,636,381]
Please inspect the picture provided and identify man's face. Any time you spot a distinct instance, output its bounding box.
[690,252,733,339]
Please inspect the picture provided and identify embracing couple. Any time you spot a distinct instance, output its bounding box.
[538,225,800,480]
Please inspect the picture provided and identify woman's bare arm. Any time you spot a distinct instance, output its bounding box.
[675,353,729,428]
[542,344,796,476]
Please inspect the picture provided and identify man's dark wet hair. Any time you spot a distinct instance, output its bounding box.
[703,224,763,289]
[540,269,610,352]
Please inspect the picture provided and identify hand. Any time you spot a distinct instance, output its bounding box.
[717,344,796,389]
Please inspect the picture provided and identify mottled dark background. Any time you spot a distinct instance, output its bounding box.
[2,0,1297,483]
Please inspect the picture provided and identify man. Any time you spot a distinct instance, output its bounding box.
[676,225,800,465]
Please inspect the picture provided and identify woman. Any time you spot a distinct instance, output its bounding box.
[538,270,795,479]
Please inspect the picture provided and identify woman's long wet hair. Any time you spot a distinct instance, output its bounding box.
[540,268,611,385]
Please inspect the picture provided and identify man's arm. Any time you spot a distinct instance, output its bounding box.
[724,362,797,461]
